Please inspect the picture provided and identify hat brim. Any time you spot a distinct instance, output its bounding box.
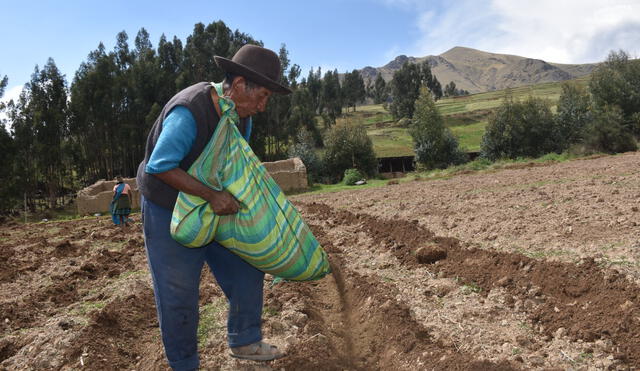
[214,56,292,94]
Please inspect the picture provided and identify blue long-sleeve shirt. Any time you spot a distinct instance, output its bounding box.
[146,105,252,174]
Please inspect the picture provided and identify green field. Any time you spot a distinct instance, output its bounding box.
[342,77,589,157]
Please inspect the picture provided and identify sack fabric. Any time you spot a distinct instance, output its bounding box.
[170,83,330,281]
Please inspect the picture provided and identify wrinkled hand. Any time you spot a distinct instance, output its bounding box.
[207,190,240,215]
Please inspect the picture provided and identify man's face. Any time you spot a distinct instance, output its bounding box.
[230,77,272,118]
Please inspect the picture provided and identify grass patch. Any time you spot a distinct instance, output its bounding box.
[460,282,482,295]
[515,248,569,259]
[74,300,107,315]
[292,177,403,196]
[104,240,129,251]
[117,270,146,280]
[578,352,594,362]
[262,306,279,317]
[197,298,227,348]
[518,321,532,331]
[449,121,486,151]
[291,150,602,198]
[368,127,415,157]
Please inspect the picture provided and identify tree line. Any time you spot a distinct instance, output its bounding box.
[0,20,383,214]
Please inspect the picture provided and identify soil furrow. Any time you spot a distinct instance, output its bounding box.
[299,201,640,369]
[274,226,517,370]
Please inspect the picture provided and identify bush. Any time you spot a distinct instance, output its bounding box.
[481,96,560,161]
[589,50,640,135]
[555,82,592,148]
[342,168,363,185]
[323,123,378,183]
[410,87,467,169]
[583,106,638,154]
[288,128,322,182]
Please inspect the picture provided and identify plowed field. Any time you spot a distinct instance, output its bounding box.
[2,152,639,370]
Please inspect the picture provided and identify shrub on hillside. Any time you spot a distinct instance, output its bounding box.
[583,106,638,154]
[288,128,322,182]
[410,87,467,169]
[555,82,592,148]
[342,168,364,185]
[589,50,640,135]
[481,96,560,160]
[323,123,378,183]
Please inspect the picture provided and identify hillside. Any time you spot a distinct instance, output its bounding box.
[339,77,589,156]
[360,46,597,94]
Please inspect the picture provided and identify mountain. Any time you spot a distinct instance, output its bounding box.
[360,46,598,94]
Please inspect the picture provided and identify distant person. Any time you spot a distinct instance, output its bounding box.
[136,44,291,370]
[110,176,132,226]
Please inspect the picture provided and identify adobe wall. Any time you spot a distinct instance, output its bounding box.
[76,178,140,215]
[263,157,308,193]
[76,158,308,214]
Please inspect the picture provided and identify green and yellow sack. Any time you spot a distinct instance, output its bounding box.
[170,83,330,281]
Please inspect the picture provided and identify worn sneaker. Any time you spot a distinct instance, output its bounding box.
[230,341,284,361]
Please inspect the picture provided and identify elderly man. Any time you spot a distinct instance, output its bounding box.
[136,44,291,370]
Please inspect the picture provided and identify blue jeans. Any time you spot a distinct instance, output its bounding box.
[141,196,264,371]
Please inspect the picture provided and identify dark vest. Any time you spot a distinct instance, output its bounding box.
[136,82,220,210]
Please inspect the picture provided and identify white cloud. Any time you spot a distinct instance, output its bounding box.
[411,0,498,56]
[1,84,22,104]
[488,0,640,63]
[409,0,640,63]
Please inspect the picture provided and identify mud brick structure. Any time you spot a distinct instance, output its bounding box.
[262,157,308,193]
[76,178,140,215]
[76,158,308,214]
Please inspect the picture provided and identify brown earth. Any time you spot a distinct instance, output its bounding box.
[1,151,640,370]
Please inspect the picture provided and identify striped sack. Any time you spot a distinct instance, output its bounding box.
[170,83,330,281]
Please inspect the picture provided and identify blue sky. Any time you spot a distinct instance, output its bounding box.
[2,0,640,105]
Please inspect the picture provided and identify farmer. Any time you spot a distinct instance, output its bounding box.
[136,44,291,370]
[110,176,132,226]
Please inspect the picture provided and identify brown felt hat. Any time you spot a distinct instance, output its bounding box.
[214,44,292,94]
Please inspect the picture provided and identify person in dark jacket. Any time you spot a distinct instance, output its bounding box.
[136,44,291,370]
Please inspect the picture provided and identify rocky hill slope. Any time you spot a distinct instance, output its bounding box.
[360,46,598,94]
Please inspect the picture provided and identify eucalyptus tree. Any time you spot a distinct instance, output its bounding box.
[69,42,119,182]
[0,75,16,212]
[420,60,442,100]
[306,67,322,114]
[11,60,69,208]
[342,69,366,112]
[0,75,7,98]
[178,21,232,89]
[372,74,388,104]
[410,87,465,169]
[252,44,293,160]
[321,69,342,126]
[389,61,421,119]
[156,34,183,105]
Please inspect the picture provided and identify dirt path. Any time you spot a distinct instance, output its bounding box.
[1,152,639,370]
